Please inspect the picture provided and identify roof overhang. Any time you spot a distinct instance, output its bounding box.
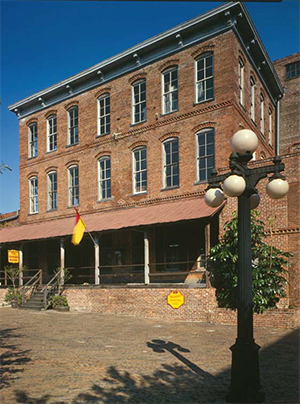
[8,2,283,119]
[0,197,223,244]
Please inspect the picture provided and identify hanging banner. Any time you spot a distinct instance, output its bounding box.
[167,290,184,309]
[8,250,19,264]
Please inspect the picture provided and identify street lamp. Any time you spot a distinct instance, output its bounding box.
[205,129,289,403]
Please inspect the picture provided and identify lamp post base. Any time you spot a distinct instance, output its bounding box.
[225,339,265,404]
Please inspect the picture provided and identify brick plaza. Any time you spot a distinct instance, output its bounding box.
[1,308,299,404]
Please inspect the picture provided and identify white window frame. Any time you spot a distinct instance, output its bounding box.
[68,106,78,145]
[68,165,79,206]
[97,93,110,136]
[162,67,178,115]
[132,80,146,124]
[239,58,245,106]
[132,147,147,194]
[196,128,215,182]
[162,138,179,189]
[269,108,273,146]
[98,156,111,201]
[47,171,57,211]
[260,94,265,135]
[195,52,214,104]
[47,114,57,152]
[29,176,38,214]
[28,123,38,158]
[250,77,255,121]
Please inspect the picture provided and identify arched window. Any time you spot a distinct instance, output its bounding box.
[68,106,78,145]
[132,80,146,124]
[29,176,38,214]
[239,58,245,106]
[162,67,178,114]
[47,171,57,210]
[98,94,110,136]
[196,128,215,182]
[260,93,265,135]
[132,147,147,193]
[250,77,255,121]
[195,52,214,103]
[162,138,179,188]
[68,165,79,206]
[28,122,38,158]
[269,108,273,146]
[47,114,57,152]
[98,156,111,200]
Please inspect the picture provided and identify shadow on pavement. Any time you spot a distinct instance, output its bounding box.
[10,328,300,404]
[0,328,32,390]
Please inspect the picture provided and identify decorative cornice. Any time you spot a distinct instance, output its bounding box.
[265,227,300,236]
[128,141,148,151]
[128,73,147,85]
[158,59,180,72]
[191,43,215,59]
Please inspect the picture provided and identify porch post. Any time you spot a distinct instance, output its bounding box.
[95,236,100,285]
[205,223,211,257]
[19,244,23,286]
[144,231,150,284]
[60,238,65,285]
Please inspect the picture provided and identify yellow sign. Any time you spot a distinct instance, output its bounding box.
[167,290,184,309]
[8,250,19,264]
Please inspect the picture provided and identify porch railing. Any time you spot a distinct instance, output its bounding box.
[0,268,42,287]
[41,268,63,309]
[20,270,42,305]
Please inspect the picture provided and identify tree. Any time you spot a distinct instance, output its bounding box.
[208,211,291,314]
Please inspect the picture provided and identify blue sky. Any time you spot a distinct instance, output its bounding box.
[0,0,299,214]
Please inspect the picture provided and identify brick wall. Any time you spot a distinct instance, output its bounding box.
[18,30,276,225]
[63,286,300,329]
[274,53,300,155]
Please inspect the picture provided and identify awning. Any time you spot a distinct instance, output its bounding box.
[0,197,223,244]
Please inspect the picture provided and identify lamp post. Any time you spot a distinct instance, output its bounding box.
[204,129,289,403]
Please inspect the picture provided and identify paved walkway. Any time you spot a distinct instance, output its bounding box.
[0,308,299,404]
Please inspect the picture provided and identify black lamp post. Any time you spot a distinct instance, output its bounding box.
[204,129,289,403]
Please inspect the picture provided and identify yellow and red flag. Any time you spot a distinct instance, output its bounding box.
[71,209,86,245]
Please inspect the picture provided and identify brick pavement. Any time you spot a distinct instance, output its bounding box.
[0,308,299,404]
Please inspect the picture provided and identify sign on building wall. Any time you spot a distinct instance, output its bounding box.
[8,250,19,264]
[167,290,184,309]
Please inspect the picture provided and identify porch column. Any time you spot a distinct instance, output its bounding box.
[205,223,211,257]
[60,238,65,285]
[19,244,23,286]
[95,236,100,285]
[144,231,150,284]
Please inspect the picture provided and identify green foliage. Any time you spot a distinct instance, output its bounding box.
[208,211,292,314]
[4,265,26,291]
[4,287,22,305]
[49,295,69,308]
[54,267,72,284]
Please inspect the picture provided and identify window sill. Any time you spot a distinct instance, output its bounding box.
[46,208,58,212]
[67,205,79,209]
[46,149,57,154]
[161,110,178,117]
[28,212,38,216]
[131,191,147,196]
[130,120,147,127]
[66,142,79,148]
[27,155,38,161]
[193,97,214,106]
[97,198,112,203]
[96,133,110,138]
[194,180,208,186]
[160,185,180,192]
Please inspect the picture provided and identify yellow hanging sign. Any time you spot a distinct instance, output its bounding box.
[8,250,19,264]
[167,290,184,309]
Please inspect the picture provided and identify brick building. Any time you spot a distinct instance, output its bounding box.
[273,52,300,155]
[0,2,299,326]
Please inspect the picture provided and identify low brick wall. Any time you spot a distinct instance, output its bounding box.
[0,287,8,305]
[63,286,300,329]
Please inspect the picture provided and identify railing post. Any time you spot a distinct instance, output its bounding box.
[60,238,65,286]
[4,270,7,286]
[39,270,42,285]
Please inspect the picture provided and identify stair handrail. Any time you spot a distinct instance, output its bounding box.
[41,269,63,309]
[20,270,42,305]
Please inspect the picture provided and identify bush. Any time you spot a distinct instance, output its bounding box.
[208,211,292,314]
[4,287,22,306]
[49,295,69,308]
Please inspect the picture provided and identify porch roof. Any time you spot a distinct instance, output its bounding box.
[0,197,223,244]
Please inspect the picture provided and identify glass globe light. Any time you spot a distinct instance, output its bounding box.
[250,193,260,209]
[266,178,289,199]
[223,175,246,197]
[204,188,225,207]
[230,129,258,154]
